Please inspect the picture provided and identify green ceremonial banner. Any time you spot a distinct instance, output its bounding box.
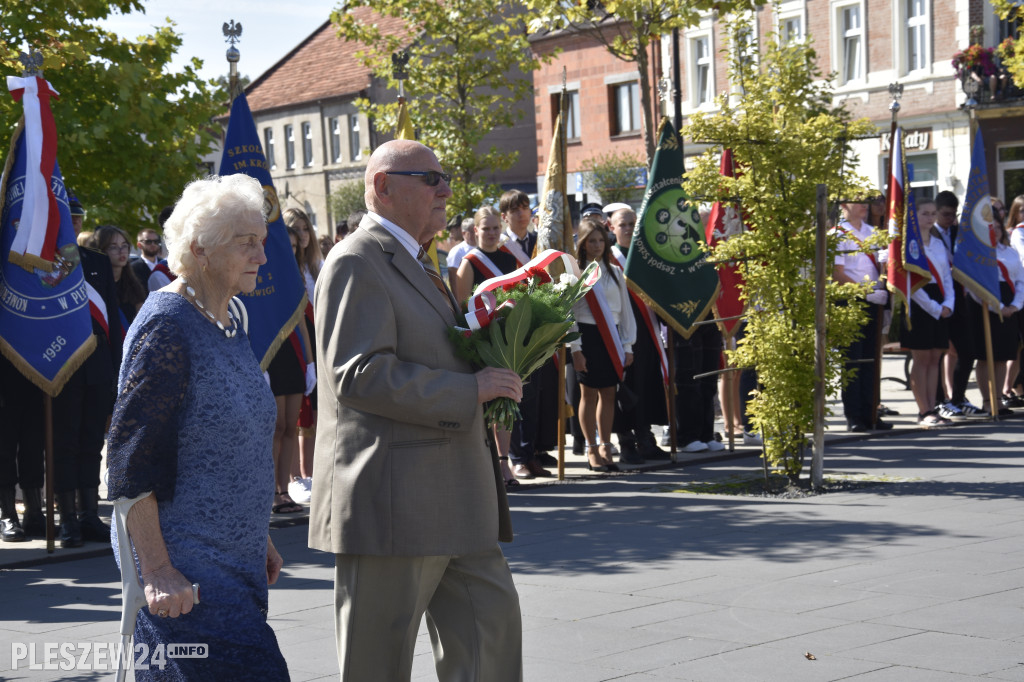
[624,118,719,339]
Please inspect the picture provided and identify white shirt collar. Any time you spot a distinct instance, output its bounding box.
[367,210,422,261]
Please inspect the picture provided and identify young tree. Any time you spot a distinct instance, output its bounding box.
[526,0,759,164]
[684,16,877,481]
[333,1,550,216]
[582,150,645,205]
[0,0,220,229]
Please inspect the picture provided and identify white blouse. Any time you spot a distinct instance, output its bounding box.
[569,261,637,354]
[910,235,955,320]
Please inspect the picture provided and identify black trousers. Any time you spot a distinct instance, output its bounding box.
[0,359,45,489]
[509,361,557,464]
[51,370,112,493]
[673,324,722,444]
[842,303,879,425]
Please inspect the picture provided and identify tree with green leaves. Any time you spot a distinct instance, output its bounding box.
[526,0,759,164]
[332,1,550,216]
[991,0,1022,85]
[684,15,877,481]
[328,179,366,225]
[0,0,219,231]
[582,150,645,205]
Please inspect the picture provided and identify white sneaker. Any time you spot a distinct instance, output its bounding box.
[705,440,726,452]
[936,402,966,420]
[957,400,989,418]
[660,425,670,447]
[742,431,764,446]
[681,440,708,453]
[288,476,311,504]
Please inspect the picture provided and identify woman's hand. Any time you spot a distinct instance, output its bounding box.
[940,306,952,319]
[572,350,587,373]
[624,352,634,367]
[266,535,283,585]
[1002,305,1018,319]
[142,563,195,618]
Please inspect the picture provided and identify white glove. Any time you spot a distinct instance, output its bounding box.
[304,363,317,396]
[866,288,888,306]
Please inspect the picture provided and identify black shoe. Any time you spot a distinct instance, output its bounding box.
[0,488,26,543]
[534,451,559,467]
[77,488,111,542]
[56,491,83,549]
[872,419,894,431]
[618,440,644,465]
[848,422,868,433]
[637,431,671,460]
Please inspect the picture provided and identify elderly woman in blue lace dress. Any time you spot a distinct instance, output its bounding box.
[106,174,289,680]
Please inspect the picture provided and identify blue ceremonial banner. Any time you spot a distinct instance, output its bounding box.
[952,128,1000,308]
[220,92,305,369]
[0,121,95,396]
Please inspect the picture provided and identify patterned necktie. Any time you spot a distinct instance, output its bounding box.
[417,247,457,316]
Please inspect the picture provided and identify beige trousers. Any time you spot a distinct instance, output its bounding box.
[333,546,522,681]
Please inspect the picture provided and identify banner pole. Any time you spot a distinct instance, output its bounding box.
[812,184,828,489]
[667,327,677,461]
[557,346,566,481]
[982,309,999,421]
[44,394,54,553]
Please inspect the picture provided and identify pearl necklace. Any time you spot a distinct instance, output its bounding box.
[181,278,237,338]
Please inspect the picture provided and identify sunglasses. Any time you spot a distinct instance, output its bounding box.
[140,239,162,245]
[384,170,451,186]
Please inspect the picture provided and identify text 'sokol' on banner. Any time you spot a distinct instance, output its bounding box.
[625,118,719,339]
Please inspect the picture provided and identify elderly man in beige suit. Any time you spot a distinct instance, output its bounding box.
[309,139,524,681]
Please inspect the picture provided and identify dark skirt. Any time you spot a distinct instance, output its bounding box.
[900,285,950,351]
[986,308,1019,361]
[575,323,621,389]
[267,338,304,396]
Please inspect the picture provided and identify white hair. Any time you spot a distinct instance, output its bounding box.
[163,175,266,277]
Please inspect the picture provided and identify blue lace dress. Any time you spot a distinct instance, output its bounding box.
[107,291,287,681]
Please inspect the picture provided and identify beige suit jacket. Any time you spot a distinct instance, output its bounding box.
[309,218,512,556]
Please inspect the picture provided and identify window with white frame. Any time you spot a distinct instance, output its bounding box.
[691,34,713,106]
[551,90,581,141]
[302,122,314,167]
[836,3,865,84]
[284,124,295,169]
[263,128,276,169]
[612,81,641,135]
[329,117,341,163]
[348,115,361,162]
[782,15,803,43]
[905,0,929,73]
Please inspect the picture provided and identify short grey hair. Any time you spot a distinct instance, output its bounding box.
[163,175,266,278]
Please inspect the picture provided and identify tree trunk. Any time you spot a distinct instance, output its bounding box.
[635,37,656,165]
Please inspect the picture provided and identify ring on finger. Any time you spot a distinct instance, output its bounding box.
[157,609,168,618]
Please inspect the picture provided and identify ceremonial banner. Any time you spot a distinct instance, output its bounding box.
[625,118,719,338]
[0,77,94,396]
[952,128,1000,308]
[705,148,745,338]
[394,99,442,273]
[536,93,572,253]
[220,92,305,369]
[885,128,931,325]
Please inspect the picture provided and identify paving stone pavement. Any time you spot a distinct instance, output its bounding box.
[2,414,1023,680]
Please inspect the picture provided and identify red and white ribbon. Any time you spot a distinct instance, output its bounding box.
[85,281,109,341]
[583,269,626,381]
[465,249,578,330]
[612,248,668,385]
[7,75,61,268]
[463,249,504,280]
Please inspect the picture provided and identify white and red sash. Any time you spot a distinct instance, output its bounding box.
[152,261,177,282]
[501,229,531,266]
[839,223,879,278]
[612,247,668,385]
[7,75,61,270]
[85,281,109,341]
[998,260,1014,298]
[463,248,504,281]
[925,254,946,300]
[584,263,625,381]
